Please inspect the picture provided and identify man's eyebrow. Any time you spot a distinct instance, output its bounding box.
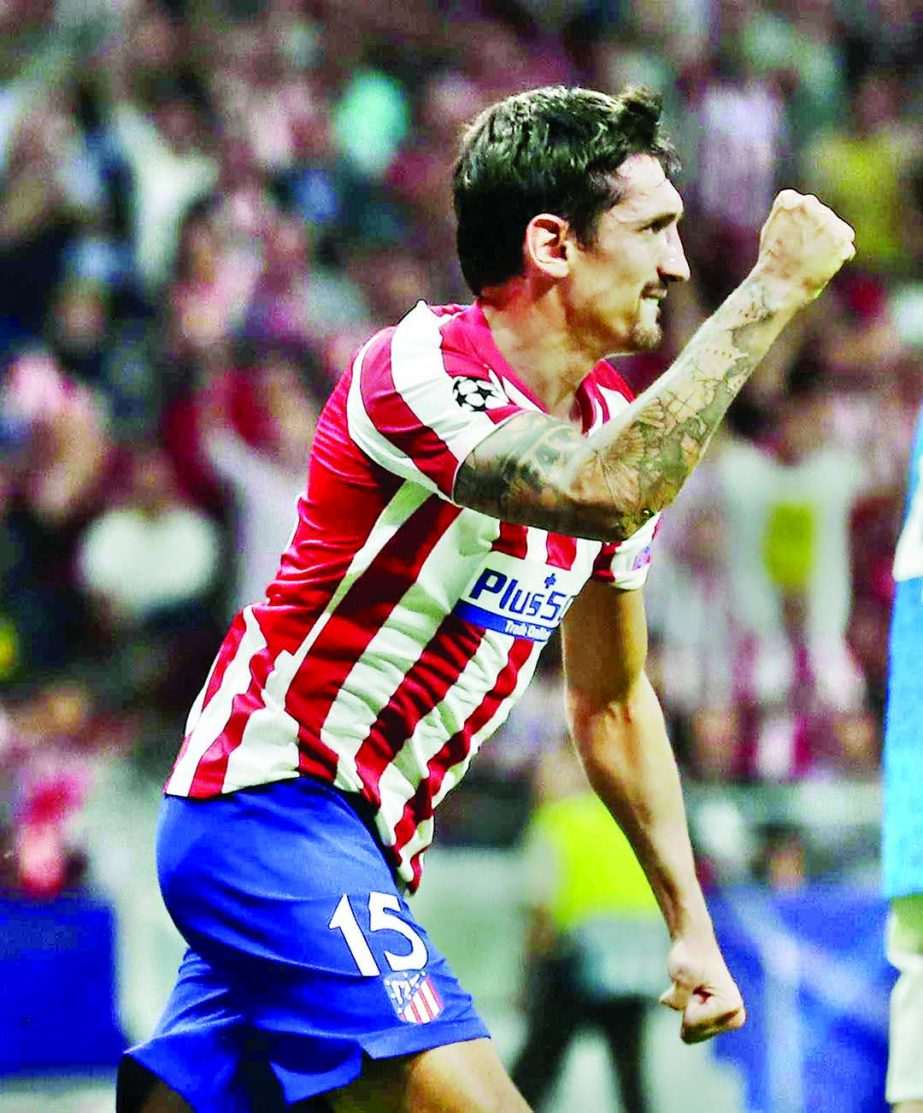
[636,207,684,229]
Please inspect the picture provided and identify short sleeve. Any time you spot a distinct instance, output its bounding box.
[591,513,661,591]
[346,302,526,499]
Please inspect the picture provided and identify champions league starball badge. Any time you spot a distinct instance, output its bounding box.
[452,376,507,413]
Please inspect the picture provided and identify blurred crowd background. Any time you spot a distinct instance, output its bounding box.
[0,0,919,1106]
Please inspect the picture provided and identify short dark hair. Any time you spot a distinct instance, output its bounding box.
[452,85,679,295]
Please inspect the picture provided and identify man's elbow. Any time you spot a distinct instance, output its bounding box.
[566,684,640,754]
[566,454,663,542]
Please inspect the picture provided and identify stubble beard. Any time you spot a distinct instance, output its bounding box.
[629,318,663,352]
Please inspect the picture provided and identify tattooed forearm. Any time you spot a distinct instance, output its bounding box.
[454,276,797,542]
[594,279,780,528]
[455,414,601,534]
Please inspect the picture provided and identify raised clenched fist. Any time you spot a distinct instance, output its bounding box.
[755,189,856,306]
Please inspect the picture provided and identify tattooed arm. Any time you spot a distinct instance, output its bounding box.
[454,190,855,540]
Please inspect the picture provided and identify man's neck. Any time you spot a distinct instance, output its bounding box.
[478,287,599,419]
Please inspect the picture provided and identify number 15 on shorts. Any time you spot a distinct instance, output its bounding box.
[329,892,429,976]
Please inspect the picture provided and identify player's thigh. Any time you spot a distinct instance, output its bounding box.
[318,1038,531,1113]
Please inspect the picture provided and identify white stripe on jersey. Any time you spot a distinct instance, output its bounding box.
[167,607,267,796]
[389,303,504,463]
[347,303,515,497]
[432,651,538,808]
[346,333,437,493]
[183,650,220,738]
[524,524,551,564]
[377,615,516,823]
[224,703,301,792]
[501,378,543,413]
[596,385,631,424]
[327,508,503,799]
[377,627,540,870]
[171,479,433,795]
[393,649,541,877]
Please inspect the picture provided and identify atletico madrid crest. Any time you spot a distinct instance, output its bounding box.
[384,970,444,1024]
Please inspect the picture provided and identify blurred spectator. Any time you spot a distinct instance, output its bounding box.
[738,0,847,149]
[244,211,369,349]
[752,822,809,892]
[272,94,377,250]
[511,741,667,1113]
[47,275,111,389]
[76,444,222,631]
[0,347,111,680]
[644,434,740,777]
[682,12,789,301]
[2,346,110,526]
[713,386,875,781]
[0,675,128,898]
[200,348,326,616]
[110,56,218,291]
[75,444,223,715]
[650,379,878,783]
[166,198,257,370]
[215,20,320,177]
[0,90,105,344]
[333,58,410,180]
[801,68,915,276]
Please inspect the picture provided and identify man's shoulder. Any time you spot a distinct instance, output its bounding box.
[358,301,485,386]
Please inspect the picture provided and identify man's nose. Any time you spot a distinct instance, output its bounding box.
[660,225,690,283]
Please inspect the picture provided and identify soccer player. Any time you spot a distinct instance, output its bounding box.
[117,85,855,1113]
[884,405,923,1113]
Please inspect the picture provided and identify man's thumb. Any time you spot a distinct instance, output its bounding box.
[659,981,691,1012]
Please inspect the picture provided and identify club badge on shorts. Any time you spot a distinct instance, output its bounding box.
[384,970,444,1024]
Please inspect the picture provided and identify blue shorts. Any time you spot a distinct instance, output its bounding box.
[124,777,489,1112]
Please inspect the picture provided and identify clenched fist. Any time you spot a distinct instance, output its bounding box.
[754,189,856,307]
[659,934,747,1045]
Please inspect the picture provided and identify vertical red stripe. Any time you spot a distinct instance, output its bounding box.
[359,328,460,496]
[169,610,250,791]
[392,638,536,889]
[187,633,278,796]
[288,496,463,756]
[298,746,339,782]
[201,610,247,709]
[545,532,578,570]
[353,612,485,807]
[491,520,529,558]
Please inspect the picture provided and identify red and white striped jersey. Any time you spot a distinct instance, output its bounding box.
[166,301,659,890]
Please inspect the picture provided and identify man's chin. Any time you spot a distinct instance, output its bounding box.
[628,322,663,352]
[600,316,662,357]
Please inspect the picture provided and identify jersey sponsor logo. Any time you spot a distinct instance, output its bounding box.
[384,970,445,1024]
[452,375,507,413]
[454,555,582,642]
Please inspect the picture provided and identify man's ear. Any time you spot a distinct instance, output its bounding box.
[524,213,570,279]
